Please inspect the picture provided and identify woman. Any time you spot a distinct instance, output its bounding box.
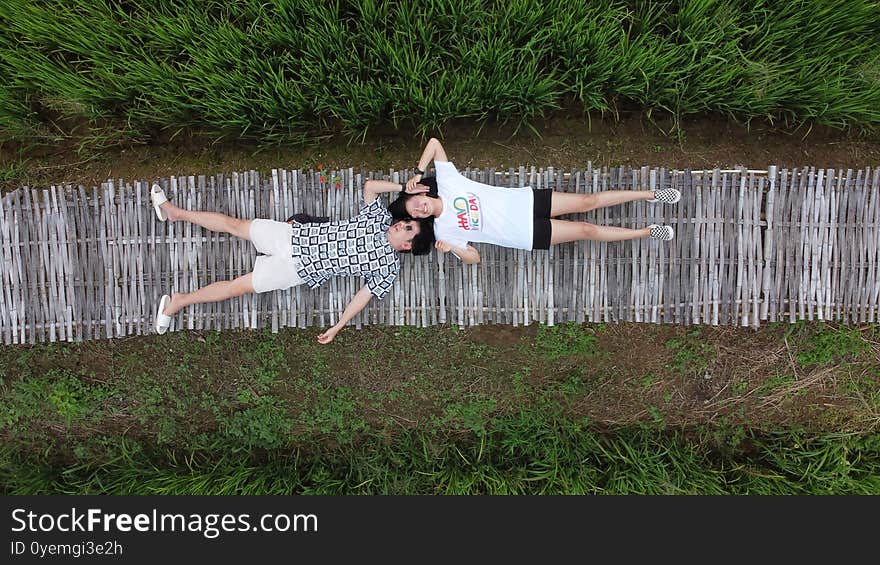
[389,138,679,264]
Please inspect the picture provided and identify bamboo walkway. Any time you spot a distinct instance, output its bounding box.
[1,164,878,344]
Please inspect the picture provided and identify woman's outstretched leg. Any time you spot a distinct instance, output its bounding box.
[549,219,673,245]
[550,188,681,217]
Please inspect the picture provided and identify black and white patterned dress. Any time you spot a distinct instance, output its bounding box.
[290,199,400,299]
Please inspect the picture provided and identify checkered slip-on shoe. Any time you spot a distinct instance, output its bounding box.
[647,188,681,204]
[648,224,675,241]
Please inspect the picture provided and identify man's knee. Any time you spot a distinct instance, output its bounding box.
[231,218,251,239]
[231,273,256,296]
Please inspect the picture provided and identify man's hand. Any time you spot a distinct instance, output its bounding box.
[319,285,373,344]
[405,176,428,193]
[317,325,341,344]
[435,240,453,253]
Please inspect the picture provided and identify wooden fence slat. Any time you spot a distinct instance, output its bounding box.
[0,192,14,344]
[865,168,879,322]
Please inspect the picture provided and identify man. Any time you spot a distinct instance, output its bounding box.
[151,179,434,344]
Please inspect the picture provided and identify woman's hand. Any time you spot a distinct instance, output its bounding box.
[435,242,480,264]
[435,240,453,253]
[405,175,429,193]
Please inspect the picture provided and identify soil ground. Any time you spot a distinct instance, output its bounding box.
[1,114,879,441]
[4,114,880,192]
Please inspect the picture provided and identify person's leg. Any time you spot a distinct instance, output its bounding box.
[162,273,255,316]
[159,200,252,240]
[158,252,303,322]
[549,190,656,217]
[549,219,651,245]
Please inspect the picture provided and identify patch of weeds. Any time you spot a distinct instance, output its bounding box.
[276,329,332,381]
[547,371,588,400]
[68,435,145,466]
[292,376,322,395]
[308,350,331,379]
[664,329,715,376]
[221,394,294,449]
[0,369,110,430]
[299,387,368,444]
[730,380,750,396]
[647,405,666,427]
[48,372,110,424]
[128,380,183,445]
[113,347,149,376]
[155,416,179,445]
[641,373,660,388]
[466,342,493,360]
[71,442,94,462]
[244,330,285,387]
[203,330,222,347]
[755,373,796,396]
[511,368,533,396]
[3,347,41,379]
[380,327,432,363]
[789,323,869,368]
[0,379,42,431]
[440,397,498,434]
[536,322,605,360]
[843,368,880,415]
[393,326,426,340]
[0,159,30,183]
[710,419,749,450]
[196,390,227,422]
[131,380,165,423]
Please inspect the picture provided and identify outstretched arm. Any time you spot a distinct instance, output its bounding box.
[407,138,448,191]
[317,285,374,344]
[436,241,481,264]
[363,179,405,204]
[364,180,431,204]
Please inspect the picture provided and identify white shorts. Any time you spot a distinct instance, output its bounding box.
[249,219,305,293]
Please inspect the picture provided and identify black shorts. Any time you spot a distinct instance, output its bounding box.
[531,189,552,250]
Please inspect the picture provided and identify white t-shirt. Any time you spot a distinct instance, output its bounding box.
[434,160,534,250]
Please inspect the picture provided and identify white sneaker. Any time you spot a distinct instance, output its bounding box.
[648,224,675,241]
[647,188,681,204]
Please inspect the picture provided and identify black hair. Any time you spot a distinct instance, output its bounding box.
[403,217,435,256]
[388,176,439,221]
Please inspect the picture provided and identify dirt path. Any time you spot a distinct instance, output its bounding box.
[3,115,879,191]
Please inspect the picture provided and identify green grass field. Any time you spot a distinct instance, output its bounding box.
[2,0,879,149]
[2,0,880,495]
[2,322,878,494]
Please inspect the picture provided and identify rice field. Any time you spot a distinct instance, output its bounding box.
[1,0,879,146]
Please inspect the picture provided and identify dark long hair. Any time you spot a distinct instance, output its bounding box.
[389,176,439,221]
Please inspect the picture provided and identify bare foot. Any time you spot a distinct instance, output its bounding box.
[159,201,182,222]
[162,293,185,316]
